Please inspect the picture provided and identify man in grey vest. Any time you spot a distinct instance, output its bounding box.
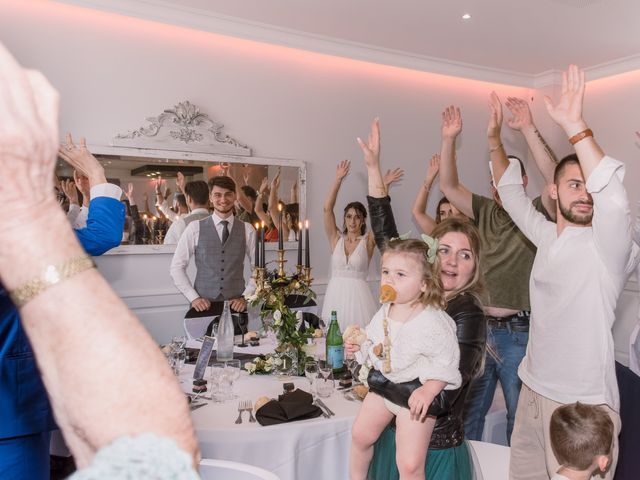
[164,180,211,244]
[170,176,256,313]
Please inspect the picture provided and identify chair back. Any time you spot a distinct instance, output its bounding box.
[198,459,280,480]
[467,440,510,480]
[183,316,215,340]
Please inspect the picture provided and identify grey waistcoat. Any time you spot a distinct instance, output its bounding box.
[184,211,211,227]
[194,216,246,300]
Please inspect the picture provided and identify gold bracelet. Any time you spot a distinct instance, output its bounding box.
[9,255,95,308]
[489,143,504,153]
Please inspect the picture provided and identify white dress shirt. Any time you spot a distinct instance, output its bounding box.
[170,212,256,303]
[67,183,123,230]
[497,156,638,411]
[163,208,210,245]
[157,198,186,224]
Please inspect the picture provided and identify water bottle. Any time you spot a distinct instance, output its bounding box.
[216,301,234,361]
[325,310,344,374]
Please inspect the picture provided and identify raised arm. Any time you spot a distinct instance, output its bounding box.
[383,167,404,192]
[412,154,440,234]
[357,118,386,198]
[544,65,603,178]
[487,92,510,186]
[254,178,272,226]
[324,160,350,250]
[438,106,474,219]
[506,96,557,216]
[229,169,253,213]
[267,168,282,228]
[0,44,198,469]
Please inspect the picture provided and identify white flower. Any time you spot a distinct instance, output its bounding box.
[244,362,256,374]
[274,357,283,366]
[358,363,370,387]
[273,310,282,326]
[265,356,274,365]
[244,293,258,303]
[264,364,273,372]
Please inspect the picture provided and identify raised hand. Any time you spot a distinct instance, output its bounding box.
[258,177,269,195]
[154,176,163,195]
[383,168,404,188]
[425,154,440,183]
[335,159,351,181]
[125,182,135,204]
[357,118,381,169]
[441,106,462,140]
[73,170,90,199]
[270,167,281,191]
[58,133,106,187]
[543,64,586,135]
[176,172,185,194]
[60,179,79,205]
[242,167,251,186]
[506,97,534,132]
[487,92,503,140]
[164,187,172,200]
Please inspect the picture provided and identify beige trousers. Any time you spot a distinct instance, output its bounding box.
[509,384,620,480]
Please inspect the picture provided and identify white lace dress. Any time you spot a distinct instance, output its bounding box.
[321,235,378,331]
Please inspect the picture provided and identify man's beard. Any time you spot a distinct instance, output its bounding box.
[215,205,234,215]
[559,199,593,225]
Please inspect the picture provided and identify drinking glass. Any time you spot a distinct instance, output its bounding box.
[224,359,241,399]
[304,360,318,397]
[210,362,228,403]
[316,360,334,398]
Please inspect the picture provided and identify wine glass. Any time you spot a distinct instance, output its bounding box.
[237,314,249,347]
[224,359,241,399]
[304,360,318,398]
[316,360,334,398]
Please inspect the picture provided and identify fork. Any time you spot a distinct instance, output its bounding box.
[235,402,244,424]
[243,400,256,423]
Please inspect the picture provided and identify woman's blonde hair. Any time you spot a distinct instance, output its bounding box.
[382,238,446,309]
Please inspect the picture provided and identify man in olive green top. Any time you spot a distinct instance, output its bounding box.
[438,96,556,444]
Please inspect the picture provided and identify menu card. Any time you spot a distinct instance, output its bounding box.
[193,336,215,380]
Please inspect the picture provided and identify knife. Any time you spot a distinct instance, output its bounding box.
[316,398,335,417]
[190,402,207,412]
[314,401,330,418]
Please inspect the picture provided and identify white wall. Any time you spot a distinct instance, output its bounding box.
[2,1,637,354]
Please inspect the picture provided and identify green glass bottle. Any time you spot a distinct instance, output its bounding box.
[325,310,344,374]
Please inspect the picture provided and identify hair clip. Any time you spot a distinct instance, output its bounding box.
[420,234,439,264]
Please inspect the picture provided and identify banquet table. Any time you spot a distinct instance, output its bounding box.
[181,341,360,480]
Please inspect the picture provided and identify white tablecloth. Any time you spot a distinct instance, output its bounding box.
[181,348,359,480]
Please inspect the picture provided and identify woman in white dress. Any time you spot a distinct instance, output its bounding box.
[321,160,379,331]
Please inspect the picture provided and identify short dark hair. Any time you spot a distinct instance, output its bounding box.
[343,201,367,235]
[508,155,527,178]
[208,175,236,193]
[241,185,258,202]
[175,193,187,210]
[184,180,209,205]
[554,154,580,184]
[550,402,613,471]
[436,196,451,224]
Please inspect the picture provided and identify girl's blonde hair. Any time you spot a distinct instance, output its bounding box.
[382,238,446,309]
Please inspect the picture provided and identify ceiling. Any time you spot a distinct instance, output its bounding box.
[60,0,640,85]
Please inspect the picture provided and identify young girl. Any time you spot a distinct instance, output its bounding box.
[346,238,461,480]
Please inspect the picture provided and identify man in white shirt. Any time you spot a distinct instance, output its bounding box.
[163,180,211,244]
[170,176,255,313]
[491,65,638,480]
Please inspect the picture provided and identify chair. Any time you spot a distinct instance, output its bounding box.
[183,302,248,339]
[183,315,215,340]
[198,459,280,480]
[467,440,510,480]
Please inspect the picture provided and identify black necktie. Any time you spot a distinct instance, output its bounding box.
[220,220,229,244]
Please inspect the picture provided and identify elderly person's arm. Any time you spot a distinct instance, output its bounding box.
[0,44,198,471]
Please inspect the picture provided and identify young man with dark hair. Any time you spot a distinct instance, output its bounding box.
[549,403,613,480]
[171,176,255,313]
[164,180,211,245]
[492,65,638,479]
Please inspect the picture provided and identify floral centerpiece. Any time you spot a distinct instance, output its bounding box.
[245,269,318,375]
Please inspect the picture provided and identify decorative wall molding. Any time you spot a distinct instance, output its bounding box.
[59,0,640,89]
[113,100,252,155]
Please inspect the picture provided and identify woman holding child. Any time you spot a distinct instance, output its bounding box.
[346,119,486,480]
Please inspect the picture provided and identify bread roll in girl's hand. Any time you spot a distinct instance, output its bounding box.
[343,325,367,345]
[379,284,397,303]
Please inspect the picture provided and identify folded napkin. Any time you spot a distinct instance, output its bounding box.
[255,389,323,426]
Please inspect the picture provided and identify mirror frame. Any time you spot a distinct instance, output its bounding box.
[82,101,306,255]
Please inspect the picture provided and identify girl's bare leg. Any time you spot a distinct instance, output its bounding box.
[395,409,437,480]
[349,393,394,480]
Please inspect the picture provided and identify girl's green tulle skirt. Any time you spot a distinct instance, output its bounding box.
[368,425,477,480]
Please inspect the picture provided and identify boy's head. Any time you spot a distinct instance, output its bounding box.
[550,402,613,474]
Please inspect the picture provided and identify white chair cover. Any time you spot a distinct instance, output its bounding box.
[183,316,215,340]
[467,440,510,480]
[198,459,280,480]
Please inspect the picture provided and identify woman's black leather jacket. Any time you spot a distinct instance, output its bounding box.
[366,195,486,450]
